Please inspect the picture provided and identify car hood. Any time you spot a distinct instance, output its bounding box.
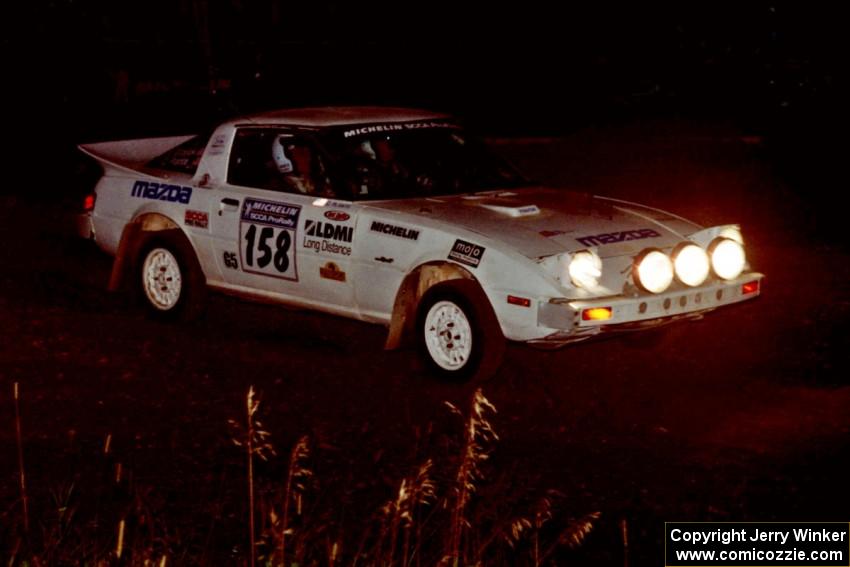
[365,187,702,259]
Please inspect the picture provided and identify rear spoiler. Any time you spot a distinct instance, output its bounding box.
[78,135,194,176]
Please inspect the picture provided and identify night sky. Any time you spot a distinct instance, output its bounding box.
[1,3,842,142]
[2,3,837,247]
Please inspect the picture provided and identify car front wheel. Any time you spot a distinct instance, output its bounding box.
[417,280,505,381]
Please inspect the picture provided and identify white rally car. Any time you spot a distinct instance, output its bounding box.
[79,107,763,379]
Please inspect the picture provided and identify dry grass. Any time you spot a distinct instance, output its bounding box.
[3,448,176,564]
[229,386,276,567]
[443,388,499,567]
[13,382,29,535]
[4,385,600,565]
[275,435,312,567]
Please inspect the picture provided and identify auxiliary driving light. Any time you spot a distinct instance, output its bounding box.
[709,237,746,280]
[672,242,710,287]
[719,226,744,244]
[633,248,674,293]
[568,250,602,289]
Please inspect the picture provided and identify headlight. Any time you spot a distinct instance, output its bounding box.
[633,248,674,293]
[709,237,746,280]
[568,250,602,289]
[672,242,710,287]
[718,226,743,244]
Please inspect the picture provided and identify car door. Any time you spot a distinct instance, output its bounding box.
[207,127,357,310]
[295,197,358,310]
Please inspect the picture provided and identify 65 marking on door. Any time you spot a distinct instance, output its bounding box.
[239,198,301,281]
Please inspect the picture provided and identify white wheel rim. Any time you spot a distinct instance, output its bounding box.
[424,300,473,371]
[142,248,183,310]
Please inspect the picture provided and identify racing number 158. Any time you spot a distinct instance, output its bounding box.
[244,224,290,272]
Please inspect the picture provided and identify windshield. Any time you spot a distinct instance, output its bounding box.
[319,121,531,200]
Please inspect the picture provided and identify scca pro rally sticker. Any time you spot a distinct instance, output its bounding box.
[448,239,485,268]
[240,198,301,281]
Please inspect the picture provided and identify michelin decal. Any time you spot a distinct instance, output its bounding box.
[370,221,419,241]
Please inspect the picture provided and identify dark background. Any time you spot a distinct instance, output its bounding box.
[0,2,843,193]
[1,2,848,565]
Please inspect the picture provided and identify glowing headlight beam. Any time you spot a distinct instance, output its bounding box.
[633,248,674,293]
[719,226,743,244]
[709,237,746,280]
[567,250,602,289]
[672,242,710,287]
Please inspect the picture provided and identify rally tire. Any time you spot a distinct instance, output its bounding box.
[416,279,505,381]
[136,231,206,321]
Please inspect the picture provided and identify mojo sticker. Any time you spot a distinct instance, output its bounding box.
[448,239,485,268]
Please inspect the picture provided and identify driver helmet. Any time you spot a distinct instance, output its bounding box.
[272,134,295,173]
[358,139,376,160]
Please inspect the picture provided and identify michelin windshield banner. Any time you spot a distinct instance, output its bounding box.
[665,522,849,566]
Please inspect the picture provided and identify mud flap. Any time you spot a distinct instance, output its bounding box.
[108,222,143,292]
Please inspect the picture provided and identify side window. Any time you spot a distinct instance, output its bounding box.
[228,129,333,197]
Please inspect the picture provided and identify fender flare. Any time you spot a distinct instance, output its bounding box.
[384,261,479,350]
[108,213,202,292]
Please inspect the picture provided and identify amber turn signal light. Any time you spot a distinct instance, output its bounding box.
[582,307,612,321]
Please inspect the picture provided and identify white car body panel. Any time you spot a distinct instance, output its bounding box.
[79,107,763,347]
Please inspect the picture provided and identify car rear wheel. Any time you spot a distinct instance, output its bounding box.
[142,247,183,310]
[137,233,205,320]
[417,279,505,381]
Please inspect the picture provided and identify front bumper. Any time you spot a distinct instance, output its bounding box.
[533,272,764,347]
